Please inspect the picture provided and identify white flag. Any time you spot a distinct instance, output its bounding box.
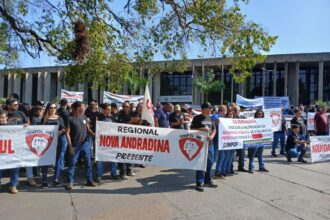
[141,84,155,126]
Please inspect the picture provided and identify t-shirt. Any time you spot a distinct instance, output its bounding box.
[31,116,42,125]
[314,112,328,133]
[7,111,28,125]
[169,112,184,129]
[57,107,71,127]
[285,133,303,151]
[68,115,88,146]
[98,114,115,122]
[190,114,215,145]
[155,108,170,128]
[117,110,133,124]
[41,117,65,131]
[211,113,220,146]
[291,116,306,136]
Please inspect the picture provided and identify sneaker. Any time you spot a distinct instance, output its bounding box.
[27,178,37,187]
[286,156,292,163]
[248,169,254,174]
[52,181,61,187]
[297,159,308,163]
[119,175,128,180]
[259,167,269,172]
[204,182,218,188]
[111,175,121,180]
[271,152,278,157]
[127,171,136,177]
[8,186,18,194]
[42,182,48,188]
[66,183,73,190]
[195,185,204,192]
[214,174,225,180]
[94,177,102,183]
[86,181,97,187]
[280,151,286,155]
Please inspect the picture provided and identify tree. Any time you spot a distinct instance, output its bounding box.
[0,0,277,90]
[193,70,225,102]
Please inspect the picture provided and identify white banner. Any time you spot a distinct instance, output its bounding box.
[240,110,255,119]
[0,125,58,169]
[236,95,264,108]
[218,118,273,150]
[61,89,84,105]
[264,108,282,132]
[307,112,316,131]
[103,91,143,105]
[310,136,330,163]
[95,122,208,170]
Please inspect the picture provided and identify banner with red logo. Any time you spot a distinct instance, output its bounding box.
[218,118,273,150]
[0,125,58,169]
[95,122,208,171]
[61,89,84,105]
[263,108,282,132]
[310,136,330,163]
[307,112,316,131]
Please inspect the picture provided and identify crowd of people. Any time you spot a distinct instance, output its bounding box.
[0,93,329,193]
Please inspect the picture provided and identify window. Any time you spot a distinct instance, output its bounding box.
[323,62,330,102]
[160,72,192,96]
[299,63,318,105]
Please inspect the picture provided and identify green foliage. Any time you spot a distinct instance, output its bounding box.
[193,70,225,102]
[0,0,277,87]
[125,69,149,95]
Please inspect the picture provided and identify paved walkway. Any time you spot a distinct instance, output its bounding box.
[1,148,330,220]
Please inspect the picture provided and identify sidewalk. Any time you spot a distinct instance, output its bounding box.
[1,148,329,220]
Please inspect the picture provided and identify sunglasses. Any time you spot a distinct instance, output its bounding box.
[50,106,57,109]
[123,106,130,108]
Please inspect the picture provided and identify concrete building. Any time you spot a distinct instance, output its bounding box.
[1,52,330,106]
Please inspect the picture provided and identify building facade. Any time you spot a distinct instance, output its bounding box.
[1,52,330,106]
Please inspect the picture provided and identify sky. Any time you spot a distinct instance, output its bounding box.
[18,0,330,67]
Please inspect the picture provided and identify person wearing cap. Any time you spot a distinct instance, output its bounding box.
[169,105,188,129]
[285,124,310,163]
[191,102,217,192]
[65,101,97,190]
[314,105,329,135]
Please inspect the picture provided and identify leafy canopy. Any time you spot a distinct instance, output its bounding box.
[0,0,277,89]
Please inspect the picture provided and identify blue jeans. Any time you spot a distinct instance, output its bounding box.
[237,149,245,169]
[225,150,235,174]
[248,147,265,171]
[215,150,226,175]
[53,135,68,182]
[96,162,117,178]
[272,131,285,153]
[26,167,33,179]
[196,143,214,185]
[67,140,93,184]
[0,168,20,187]
[287,146,306,160]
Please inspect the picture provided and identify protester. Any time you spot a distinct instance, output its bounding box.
[5,98,37,187]
[38,103,66,187]
[247,110,269,173]
[223,109,236,176]
[285,124,310,163]
[169,104,188,129]
[116,101,136,180]
[213,105,229,179]
[65,101,96,190]
[191,102,217,192]
[57,98,71,127]
[271,109,287,157]
[95,103,119,183]
[291,108,307,139]
[0,109,20,194]
[233,106,247,172]
[314,105,329,135]
[155,102,172,128]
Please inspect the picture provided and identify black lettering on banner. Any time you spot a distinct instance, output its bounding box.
[117,126,123,132]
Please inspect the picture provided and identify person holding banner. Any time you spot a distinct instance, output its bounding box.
[223,109,236,176]
[65,101,97,190]
[247,110,269,173]
[0,109,20,194]
[285,124,310,163]
[38,103,67,187]
[95,103,119,183]
[191,102,217,192]
[272,109,287,157]
[233,106,248,172]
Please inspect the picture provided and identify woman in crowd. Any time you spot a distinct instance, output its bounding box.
[247,110,269,173]
[223,109,236,176]
[40,103,66,187]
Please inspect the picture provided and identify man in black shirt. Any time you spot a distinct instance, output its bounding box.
[169,105,188,129]
[66,101,96,190]
[291,108,307,139]
[116,101,137,179]
[191,102,217,192]
[57,99,71,127]
[285,124,310,163]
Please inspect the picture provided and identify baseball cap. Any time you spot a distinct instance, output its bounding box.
[174,104,181,111]
[201,102,212,109]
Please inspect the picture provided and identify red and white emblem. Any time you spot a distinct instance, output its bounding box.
[271,112,281,127]
[26,133,54,157]
[179,137,204,161]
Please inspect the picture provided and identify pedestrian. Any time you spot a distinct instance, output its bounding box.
[154,103,172,128]
[314,105,329,135]
[285,124,310,163]
[271,109,287,157]
[233,106,248,172]
[169,104,188,129]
